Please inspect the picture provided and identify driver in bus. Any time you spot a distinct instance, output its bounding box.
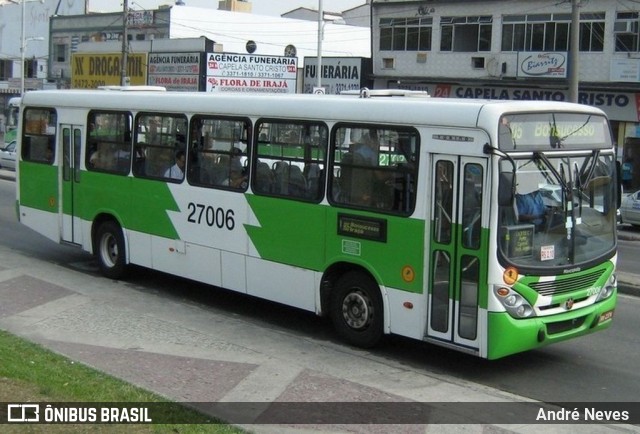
[516,189,546,229]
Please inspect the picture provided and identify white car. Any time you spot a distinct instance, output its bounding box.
[0,140,16,171]
[620,190,640,227]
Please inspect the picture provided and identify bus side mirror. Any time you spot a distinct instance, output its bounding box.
[499,172,515,207]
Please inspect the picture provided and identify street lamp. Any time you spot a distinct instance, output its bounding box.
[21,37,44,96]
[13,0,44,96]
[316,0,323,90]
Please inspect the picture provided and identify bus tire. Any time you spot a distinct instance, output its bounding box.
[95,221,127,279]
[330,271,383,348]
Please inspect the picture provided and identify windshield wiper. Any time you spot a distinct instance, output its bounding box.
[578,150,601,191]
[534,151,576,261]
[534,151,569,193]
[549,114,593,149]
[549,114,562,148]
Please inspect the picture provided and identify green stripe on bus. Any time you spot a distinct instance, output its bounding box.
[245,194,426,293]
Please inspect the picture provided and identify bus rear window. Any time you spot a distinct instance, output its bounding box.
[21,108,56,164]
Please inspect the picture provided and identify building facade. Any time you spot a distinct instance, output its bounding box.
[370,0,640,189]
[0,0,85,113]
[50,8,172,86]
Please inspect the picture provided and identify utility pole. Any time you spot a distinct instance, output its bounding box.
[568,0,580,102]
[121,0,129,86]
[20,0,25,96]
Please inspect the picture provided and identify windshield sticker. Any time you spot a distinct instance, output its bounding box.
[540,245,555,261]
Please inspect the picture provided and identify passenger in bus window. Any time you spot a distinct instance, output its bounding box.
[133,142,147,175]
[89,143,111,170]
[45,145,54,163]
[164,149,186,180]
[353,131,379,166]
[148,118,160,144]
[222,155,247,189]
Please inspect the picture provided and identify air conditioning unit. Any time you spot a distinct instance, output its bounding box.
[614,21,638,34]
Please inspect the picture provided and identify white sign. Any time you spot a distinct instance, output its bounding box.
[517,52,567,78]
[610,59,640,82]
[206,53,297,93]
[302,57,366,95]
[148,52,201,92]
[391,82,640,122]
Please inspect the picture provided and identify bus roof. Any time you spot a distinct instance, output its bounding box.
[21,90,607,130]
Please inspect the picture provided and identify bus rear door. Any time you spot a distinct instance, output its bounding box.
[427,155,488,353]
[61,124,83,245]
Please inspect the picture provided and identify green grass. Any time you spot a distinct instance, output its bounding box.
[0,329,247,434]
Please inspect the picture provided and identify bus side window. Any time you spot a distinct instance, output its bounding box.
[330,125,419,215]
[134,113,187,180]
[86,110,132,175]
[186,115,249,191]
[252,120,327,202]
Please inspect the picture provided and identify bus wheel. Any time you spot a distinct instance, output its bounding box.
[95,221,127,279]
[330,271,383,348]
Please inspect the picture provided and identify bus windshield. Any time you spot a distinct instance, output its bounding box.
[498,152,617,270]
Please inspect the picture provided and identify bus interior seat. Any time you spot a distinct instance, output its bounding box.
[272,161,290,194]
[304,163,322,199]
[254,161,274,193]
[288,165,307,197]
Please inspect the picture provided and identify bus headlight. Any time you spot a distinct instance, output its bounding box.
[495,287,534,318]
[596,273,616,302]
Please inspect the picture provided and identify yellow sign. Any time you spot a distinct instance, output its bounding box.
[71,53,147,88]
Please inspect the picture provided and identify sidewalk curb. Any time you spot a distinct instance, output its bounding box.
[0,170,15,181]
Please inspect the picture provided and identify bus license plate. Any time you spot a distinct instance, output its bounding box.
[599,310,614,323]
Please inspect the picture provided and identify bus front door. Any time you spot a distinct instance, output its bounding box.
[60,124,83,245]
[427,155,487,353]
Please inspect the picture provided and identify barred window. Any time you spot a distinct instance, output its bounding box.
[380,17,432,51]
[502,13,604,52]
[615,12,640,52]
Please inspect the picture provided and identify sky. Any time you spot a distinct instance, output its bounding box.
[87,0,367,16]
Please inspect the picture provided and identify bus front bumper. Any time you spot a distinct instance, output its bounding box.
[487,291,617,360]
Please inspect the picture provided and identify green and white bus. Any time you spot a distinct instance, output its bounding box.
[16,88,619,359]
[3,96,20,146]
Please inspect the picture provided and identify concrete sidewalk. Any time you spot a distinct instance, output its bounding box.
[0,232,638,432]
